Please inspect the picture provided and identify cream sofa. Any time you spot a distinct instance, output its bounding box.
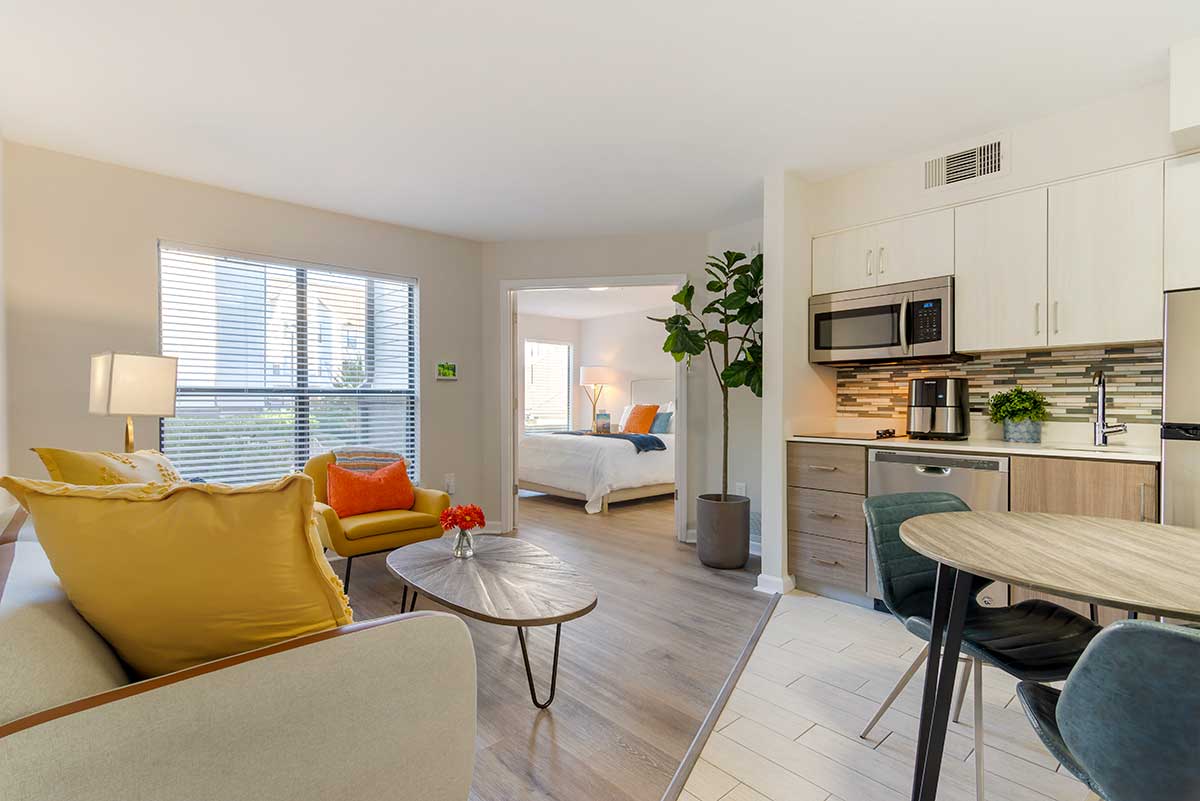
[0,512,477,801]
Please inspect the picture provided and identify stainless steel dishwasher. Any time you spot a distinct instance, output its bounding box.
[867,449,1011,606]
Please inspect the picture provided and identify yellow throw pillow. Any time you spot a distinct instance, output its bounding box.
[0,473,352,678]
[32,447,182,485]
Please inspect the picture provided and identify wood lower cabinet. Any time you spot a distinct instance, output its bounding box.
[786,442,867,594]
[1009,456,1159,624]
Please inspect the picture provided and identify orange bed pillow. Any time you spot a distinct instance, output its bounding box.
[623,404,660,434]
[327,460,415,518]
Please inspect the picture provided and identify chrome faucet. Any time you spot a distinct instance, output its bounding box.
[1093,369,1127,446]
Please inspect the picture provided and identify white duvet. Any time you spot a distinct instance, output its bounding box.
[519,433,674,514]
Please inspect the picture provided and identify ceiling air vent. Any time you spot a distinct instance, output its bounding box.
[924,140,1002,189]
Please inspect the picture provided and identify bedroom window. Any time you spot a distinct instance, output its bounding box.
[159,244,419,484]
[524,340,572,433]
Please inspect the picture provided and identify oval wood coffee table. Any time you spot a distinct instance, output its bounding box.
[386,535,598,709]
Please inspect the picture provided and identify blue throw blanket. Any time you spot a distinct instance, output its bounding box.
[552,431,666,454]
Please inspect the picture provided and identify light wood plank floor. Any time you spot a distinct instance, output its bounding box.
[345,494,769,801]
[681,592,1092,801]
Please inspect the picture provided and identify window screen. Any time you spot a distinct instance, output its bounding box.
[523,340,572,433]
[159,245,419,484]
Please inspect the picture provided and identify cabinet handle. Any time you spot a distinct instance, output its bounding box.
[1035,302,1041,336]
[807,465,838,472]
[878,247,886,275]
[809,511,840,519]
[866,250,874,276]
[1140,483,1147,522]
[811,557,841,567]
[1052,301,1060,334]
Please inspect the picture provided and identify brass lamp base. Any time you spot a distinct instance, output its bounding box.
[124,415,136,453]
[583,384,606,432]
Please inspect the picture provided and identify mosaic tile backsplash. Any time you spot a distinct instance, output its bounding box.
[836,346,1163,423]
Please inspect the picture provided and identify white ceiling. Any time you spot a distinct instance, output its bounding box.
[517,285,676,319]
[2,1,1198,241]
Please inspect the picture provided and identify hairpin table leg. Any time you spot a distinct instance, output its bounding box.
[518,624,562,709]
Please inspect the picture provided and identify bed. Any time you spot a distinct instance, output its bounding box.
[519,378,676,513]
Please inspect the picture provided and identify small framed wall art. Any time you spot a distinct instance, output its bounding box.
[436,361,458,381]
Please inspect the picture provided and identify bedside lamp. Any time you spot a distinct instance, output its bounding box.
[89,353,178,452]
[579,365,619,432]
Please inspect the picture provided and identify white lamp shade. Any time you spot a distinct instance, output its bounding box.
[579,365,620,386]
[89,353,178,417]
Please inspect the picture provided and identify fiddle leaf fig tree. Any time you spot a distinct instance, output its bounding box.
[650,250,763,498]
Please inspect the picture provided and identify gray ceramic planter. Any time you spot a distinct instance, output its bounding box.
[696,493,750,569]
[1003,419,1042,443]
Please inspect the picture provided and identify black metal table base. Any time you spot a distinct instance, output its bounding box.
[517,624,562,709]
[400,585,419,613]
[911,563,972,801]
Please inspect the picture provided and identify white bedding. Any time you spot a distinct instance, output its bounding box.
[519,433,674,514]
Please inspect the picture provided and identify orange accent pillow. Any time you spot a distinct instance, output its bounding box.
[623,404,660,434]
[326,460,415,518]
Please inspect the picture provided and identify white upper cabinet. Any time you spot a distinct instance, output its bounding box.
[812,225,873,295]
[812,208,953,295]
[954,189,1048,352]
[874,209,955,286]
[1048,162,1164,347]
[1165,153,1200,291]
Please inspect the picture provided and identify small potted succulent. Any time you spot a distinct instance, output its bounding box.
[987,385,1049,443]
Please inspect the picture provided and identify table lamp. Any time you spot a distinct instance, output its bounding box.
[89,353,178,452]
[579,365,619,432]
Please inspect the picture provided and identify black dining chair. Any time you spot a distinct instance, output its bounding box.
[1016,620,1200,801]
[861,491,1102,801]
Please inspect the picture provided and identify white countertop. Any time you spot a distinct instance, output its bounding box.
[787,433,1160,463]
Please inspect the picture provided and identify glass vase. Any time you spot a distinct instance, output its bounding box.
[452,528,475,558]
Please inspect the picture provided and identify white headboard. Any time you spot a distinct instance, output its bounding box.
[630,378,674,406]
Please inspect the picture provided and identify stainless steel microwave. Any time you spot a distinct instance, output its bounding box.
[808,276,954,364]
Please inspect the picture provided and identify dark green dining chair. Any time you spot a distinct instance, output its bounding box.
[861,492,1102,801]
[1017,620,1200,801]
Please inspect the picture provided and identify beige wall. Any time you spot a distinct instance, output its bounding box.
[2,143,484,506]
[0,136,7,472]
[809,82,1180,235]
[575,304,675,430]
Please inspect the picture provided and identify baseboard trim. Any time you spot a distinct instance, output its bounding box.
[683,527,698,544]
[659,591,781,801]
[755,573,795,595]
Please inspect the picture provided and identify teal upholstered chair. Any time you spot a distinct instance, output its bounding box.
[861,492,1101,801]
[1017,620,1200,801]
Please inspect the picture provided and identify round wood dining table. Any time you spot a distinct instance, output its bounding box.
[898,511,1200,801]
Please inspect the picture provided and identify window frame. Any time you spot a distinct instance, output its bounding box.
[156,240,421,483]
[522,337,574,434]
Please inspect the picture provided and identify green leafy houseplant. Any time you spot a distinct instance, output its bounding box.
[650,250,763,498]
[987,385,1049,423]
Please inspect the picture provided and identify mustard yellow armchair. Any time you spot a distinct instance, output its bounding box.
[304,453,450,593]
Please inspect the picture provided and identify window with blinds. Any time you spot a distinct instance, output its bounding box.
[523,340,572,433]
[159,245,419,484]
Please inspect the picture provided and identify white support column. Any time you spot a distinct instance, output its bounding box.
[758,171,836,596]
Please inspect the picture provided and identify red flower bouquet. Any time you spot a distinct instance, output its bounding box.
[440,503,486,532]
[441,503,486,558]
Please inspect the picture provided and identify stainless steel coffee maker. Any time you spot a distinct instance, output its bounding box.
[906,377,970,440]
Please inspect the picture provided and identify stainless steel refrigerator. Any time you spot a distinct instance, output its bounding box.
[1162,289,1200,527]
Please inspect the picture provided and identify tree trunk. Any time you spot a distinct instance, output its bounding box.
[721,385,729,498]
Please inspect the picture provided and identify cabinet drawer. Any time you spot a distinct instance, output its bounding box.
[787,487,866,543]
[787,442,866,493]
[789,531,866,592]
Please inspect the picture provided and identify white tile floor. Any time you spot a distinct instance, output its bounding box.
[682,591,1092,801]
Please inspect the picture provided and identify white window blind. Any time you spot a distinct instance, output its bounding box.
[524,340,572,433]
[159,245,419,484]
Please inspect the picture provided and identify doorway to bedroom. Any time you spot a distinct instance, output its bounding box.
[505,279,686,543]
